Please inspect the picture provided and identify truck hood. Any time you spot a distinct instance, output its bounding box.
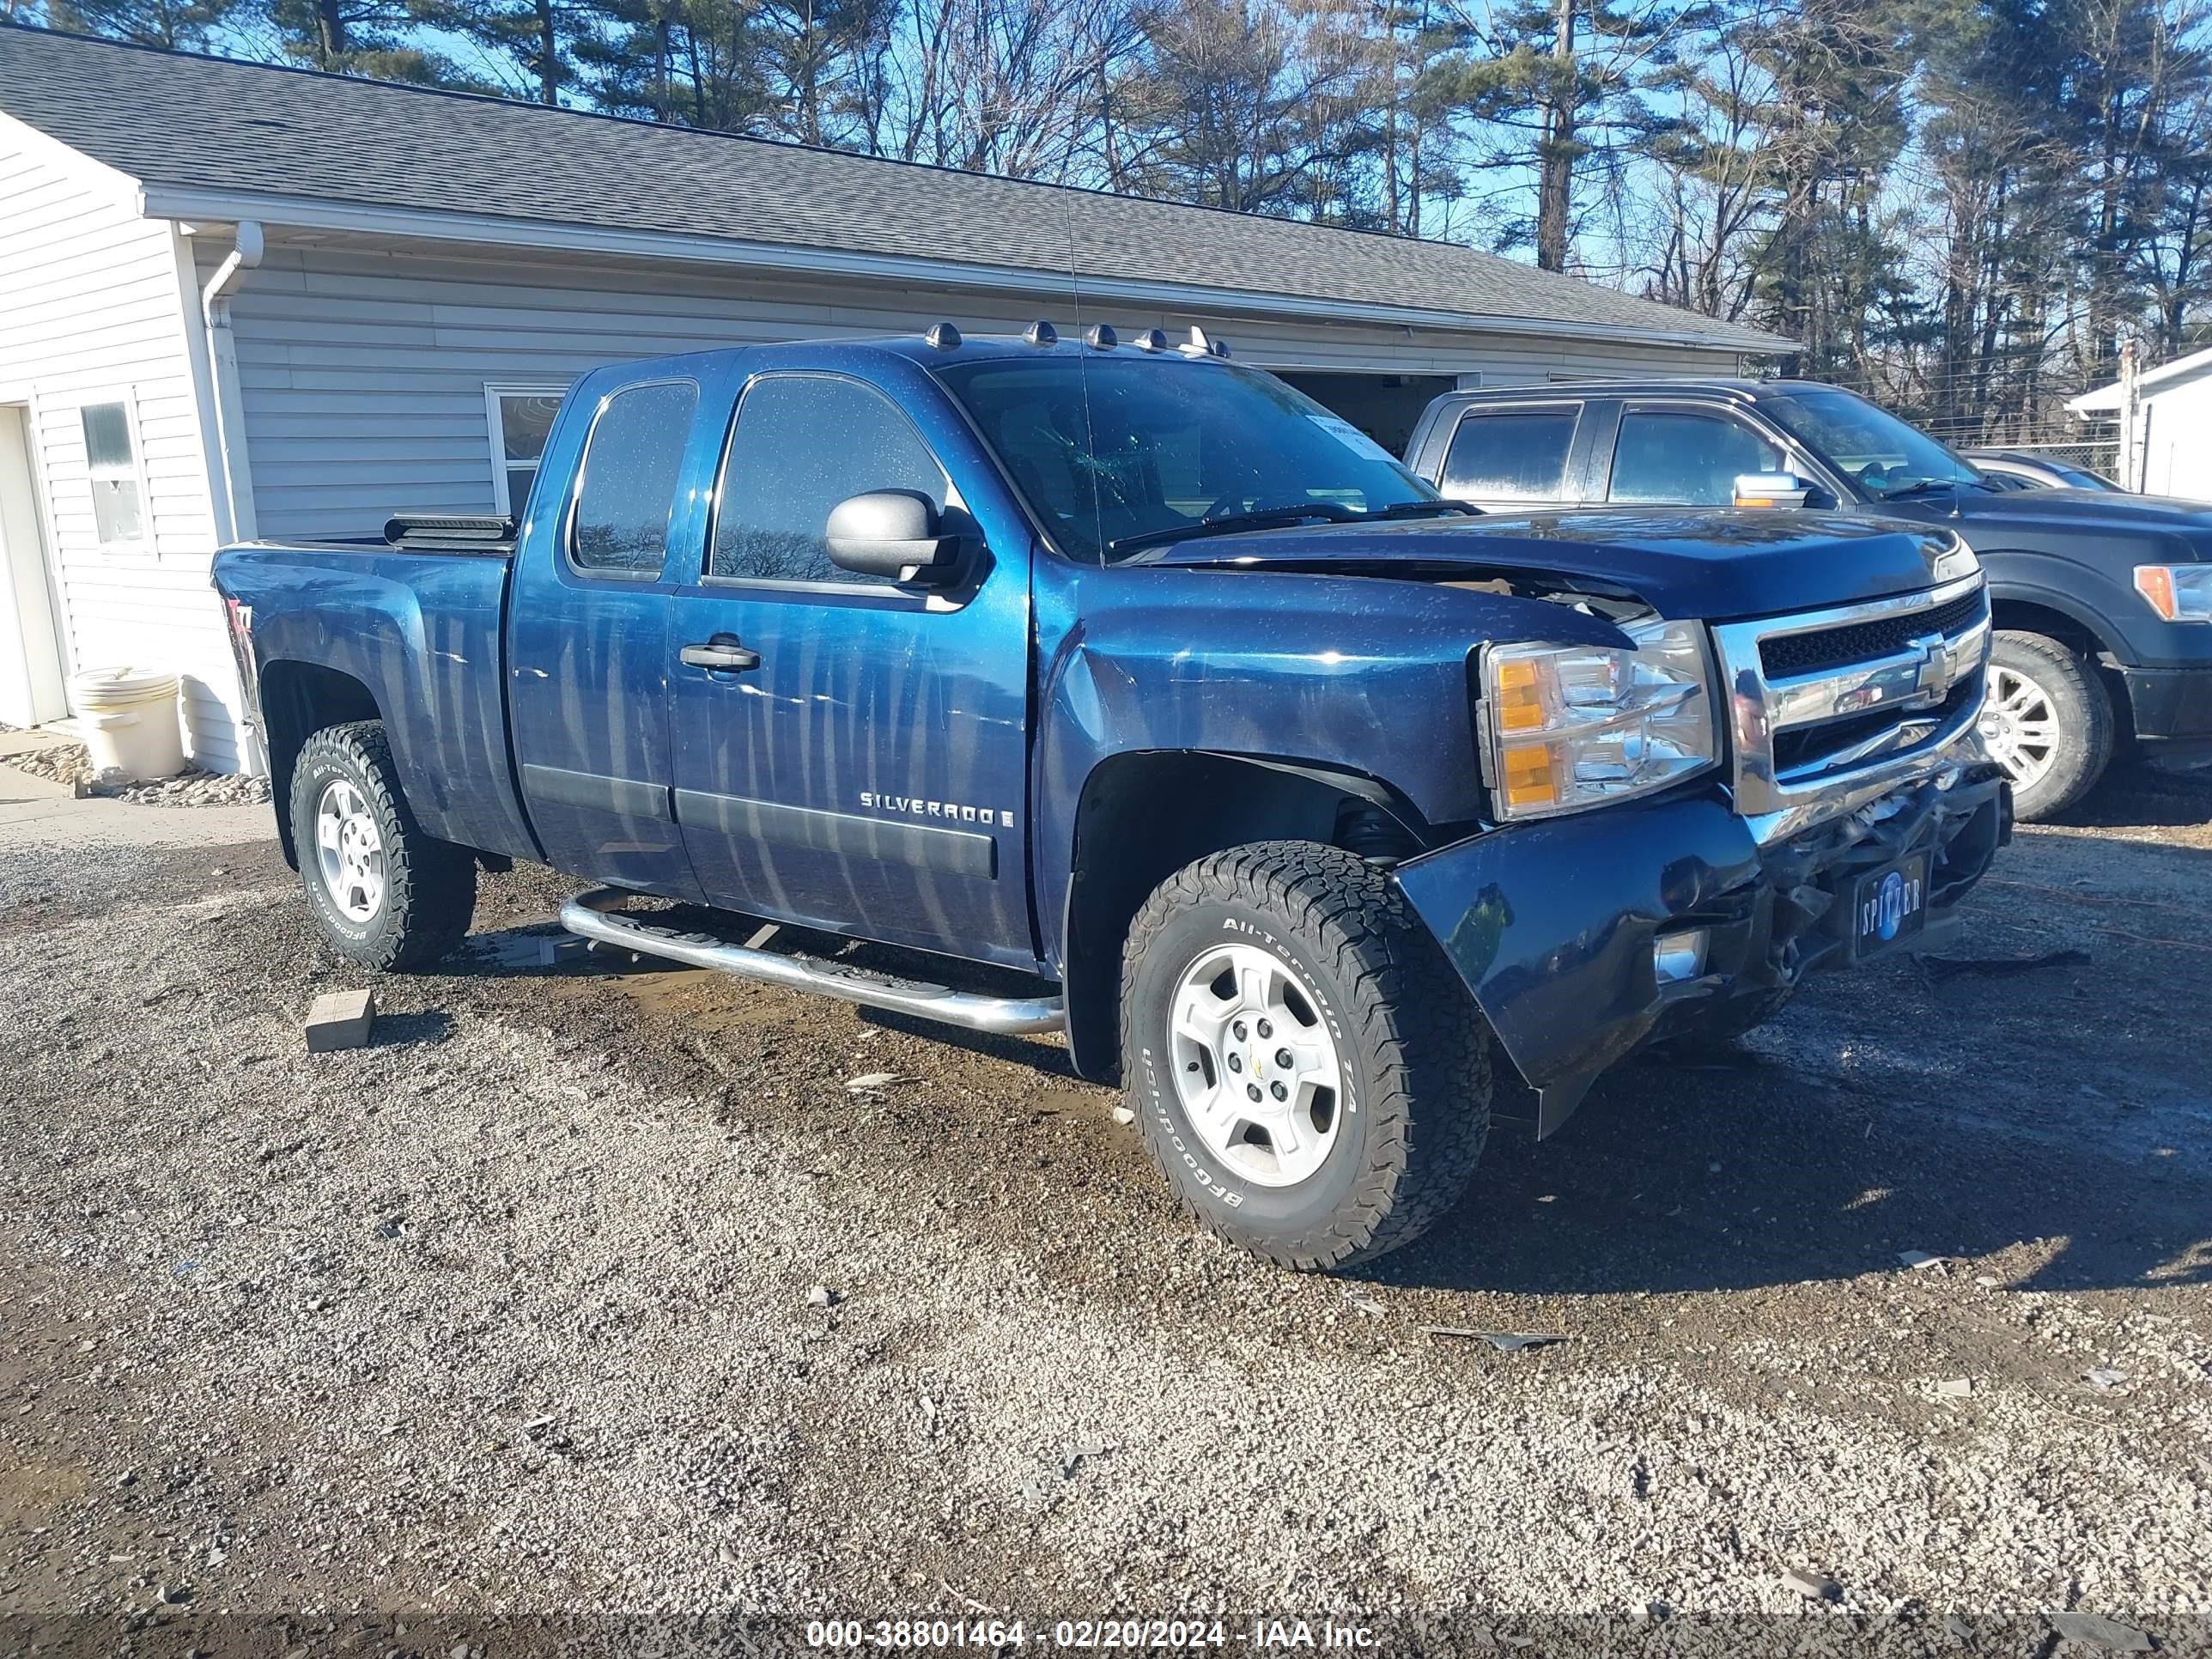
[1945,486,2212,550]
[1136,508,1958,621]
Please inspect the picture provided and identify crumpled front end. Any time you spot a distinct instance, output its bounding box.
[1392,747,2009,1138]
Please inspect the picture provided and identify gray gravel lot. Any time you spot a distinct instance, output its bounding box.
[1,769,2209,1657]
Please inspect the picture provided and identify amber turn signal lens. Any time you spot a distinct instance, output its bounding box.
[1500,742,1558,808]
[1494,658,1546,732]
[2135,565,2178,620]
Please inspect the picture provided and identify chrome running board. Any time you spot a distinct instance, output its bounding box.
[559,887,1066,1036]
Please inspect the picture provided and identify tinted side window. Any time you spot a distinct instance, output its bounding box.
[569,380,698,575]
[1441,408,1578,501]
[712,375,948,584]
[1608,410,1783,506]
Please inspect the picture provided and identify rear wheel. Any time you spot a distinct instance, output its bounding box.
[1980,630,2113,822]
[1120,842,1491,1271]
[289,720,477,970]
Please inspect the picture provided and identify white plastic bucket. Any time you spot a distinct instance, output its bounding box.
[68,665,185,782]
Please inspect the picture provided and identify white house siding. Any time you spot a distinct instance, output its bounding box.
[0,137,242,769]
[2136,374,2212,500]
[207,238,1746,541]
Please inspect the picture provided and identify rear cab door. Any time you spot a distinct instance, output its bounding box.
[1409,395,1605,508]
[506,355,738,901]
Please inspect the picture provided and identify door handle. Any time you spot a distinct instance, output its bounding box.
[680,639,760,673]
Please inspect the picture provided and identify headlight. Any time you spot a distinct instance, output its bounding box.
[1479,618,1718,820]
[2134,564,2212,622]
[1932,533,1981,585]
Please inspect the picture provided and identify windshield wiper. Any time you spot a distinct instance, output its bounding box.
[1108,499,1474,557]
[1364,500,1480,521]
[1108,503,1358,556]
[1881,477,1977,501]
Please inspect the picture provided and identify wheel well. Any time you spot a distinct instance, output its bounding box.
[1059,751,1427,1085]
[1990,598,2106,660]
[258,661,381,868]
[1989,598,2135,738]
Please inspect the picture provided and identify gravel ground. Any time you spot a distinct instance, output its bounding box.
[1,768,2209,1658]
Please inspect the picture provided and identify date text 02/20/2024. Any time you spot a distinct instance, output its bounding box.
[804,1619,1381,1650]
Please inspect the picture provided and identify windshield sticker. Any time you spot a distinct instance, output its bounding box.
[1307,415,1401,466]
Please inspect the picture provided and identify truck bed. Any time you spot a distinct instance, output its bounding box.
[215,540,538,865]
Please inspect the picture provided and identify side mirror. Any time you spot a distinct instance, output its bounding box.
[1734,472,1810,509]
[824,489,960,584]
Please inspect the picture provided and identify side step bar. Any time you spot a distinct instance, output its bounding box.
[558,887,1066,1036]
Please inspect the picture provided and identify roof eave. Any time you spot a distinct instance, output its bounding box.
[0,106,146,208]
[141,183,1788,356]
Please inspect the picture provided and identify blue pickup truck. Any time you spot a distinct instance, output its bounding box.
[212,327,2008,1269]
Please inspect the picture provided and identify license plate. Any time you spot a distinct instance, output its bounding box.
[1851,854,1929,957]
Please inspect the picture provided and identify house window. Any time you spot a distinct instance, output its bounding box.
[486,386,568,516]
[80,400,144,546]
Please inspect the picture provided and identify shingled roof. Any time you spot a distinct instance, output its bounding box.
[0,24,1788,352]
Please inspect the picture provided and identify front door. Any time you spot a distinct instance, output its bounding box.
[666,369,1034,968]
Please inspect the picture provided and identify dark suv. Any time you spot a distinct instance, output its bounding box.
[1405,380,2212,819]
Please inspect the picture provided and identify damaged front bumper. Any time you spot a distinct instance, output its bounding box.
[1392,745,2011,1139]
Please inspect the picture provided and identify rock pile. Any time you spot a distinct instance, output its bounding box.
[1,740,271,807]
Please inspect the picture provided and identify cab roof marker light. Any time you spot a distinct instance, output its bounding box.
[1085,324,1118,350]
[1024,320,1058,347]
[924,322,962,350]
[1134,328,1169,351]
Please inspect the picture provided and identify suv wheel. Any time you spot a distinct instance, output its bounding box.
[289,720,477,970]
[1980,630,2114,821]
[1120,842,1491,1270]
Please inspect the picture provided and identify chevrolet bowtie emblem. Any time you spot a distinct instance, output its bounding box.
[1911,632,1950,703]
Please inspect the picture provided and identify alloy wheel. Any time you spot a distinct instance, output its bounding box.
[1166,942,1345,1188]
[313,778,386,923]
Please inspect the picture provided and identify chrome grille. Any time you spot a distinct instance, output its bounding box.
[1710,574,1991,830]
[1759,589,1986,678]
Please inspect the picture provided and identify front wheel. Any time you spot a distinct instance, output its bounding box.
[1120,842,1491,1271]
[1979,630,2114,821]
[289,720,477,971]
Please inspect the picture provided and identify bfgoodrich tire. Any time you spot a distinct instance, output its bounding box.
[1982,629,2114,822]
[289,720,477,971]
[1120,842,1491,1271]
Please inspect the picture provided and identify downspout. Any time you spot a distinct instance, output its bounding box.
[199,222,264,544]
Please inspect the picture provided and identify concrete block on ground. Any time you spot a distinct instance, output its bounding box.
[305,988,375,1053]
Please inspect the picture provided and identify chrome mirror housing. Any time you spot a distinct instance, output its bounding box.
[1734,472,1811,509]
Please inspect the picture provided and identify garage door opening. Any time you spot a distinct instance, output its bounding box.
[1275,373,1462,462]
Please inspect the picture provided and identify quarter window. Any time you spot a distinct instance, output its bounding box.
[568,380,698,577]
[711,375,948,584]
[1441,408,1579,501]
[487,386,567,515]
[1608,410,1784,506]
[80,400,144,546]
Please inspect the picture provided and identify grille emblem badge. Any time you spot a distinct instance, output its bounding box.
[1911,632,1950,703]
